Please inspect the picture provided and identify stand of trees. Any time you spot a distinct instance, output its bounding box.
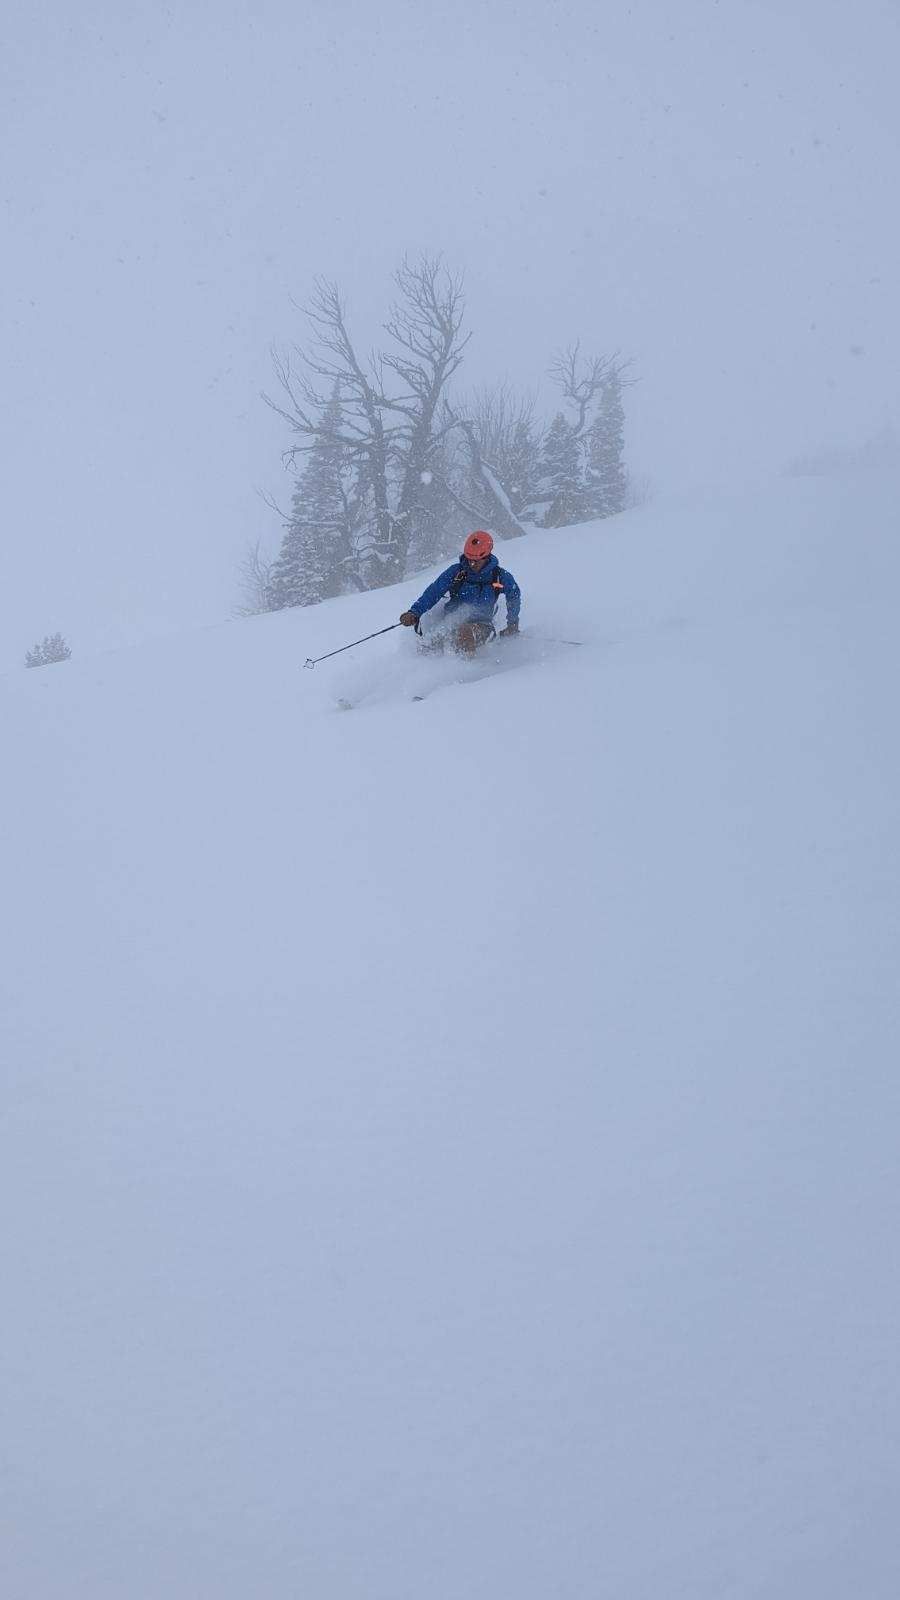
[25,633,72,668]
[258,256,633,612]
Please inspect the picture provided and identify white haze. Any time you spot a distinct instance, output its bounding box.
[3,473,899,1596]
[2,0,898,667]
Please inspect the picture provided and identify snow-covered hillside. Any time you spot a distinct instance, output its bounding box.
[2,473,898,1599]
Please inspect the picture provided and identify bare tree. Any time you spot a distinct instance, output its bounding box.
[548,342,630,440]
[233,540,274,617]
[264,256,469,585]
[439,408,529,540]
[459,383,544,519]
[464,381,536,457]
[381,257,471,574]
[265,280,390,570]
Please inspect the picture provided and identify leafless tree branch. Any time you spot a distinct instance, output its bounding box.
[548,344,634,437]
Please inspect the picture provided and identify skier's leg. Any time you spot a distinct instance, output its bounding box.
[452,619,495,656]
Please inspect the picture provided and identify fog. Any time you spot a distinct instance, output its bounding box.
[3,0,898,669]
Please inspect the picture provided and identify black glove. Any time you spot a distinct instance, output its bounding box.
[500,621,519,637]
[400,611,420,628]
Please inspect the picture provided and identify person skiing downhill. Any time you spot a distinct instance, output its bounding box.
[399,531,521,655]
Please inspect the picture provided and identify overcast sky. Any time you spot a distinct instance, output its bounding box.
[3,0,898,668]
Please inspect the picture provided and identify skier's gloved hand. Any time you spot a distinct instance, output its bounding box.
[400,611,420,627]
[500,622,519,638]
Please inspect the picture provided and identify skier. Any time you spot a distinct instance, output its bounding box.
[399,531,521,655]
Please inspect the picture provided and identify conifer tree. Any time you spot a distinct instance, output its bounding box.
[24,633,72,667]
[406,440,467,571]
[540,413,586,527]
[505,415,544,520]
[267,387,352,609]
[584,369,627,519]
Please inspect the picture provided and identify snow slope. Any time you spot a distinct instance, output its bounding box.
[2,473,898,1598]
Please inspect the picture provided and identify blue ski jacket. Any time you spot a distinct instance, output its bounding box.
[409,554,521,626]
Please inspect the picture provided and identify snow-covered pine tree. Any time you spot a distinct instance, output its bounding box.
[266,480,328,610]
[505,415,545,520]
[24,633,72,667]
[584,368,627,518]
[267,387,353,609]
[405,439,467,572]
[540,413,586,528]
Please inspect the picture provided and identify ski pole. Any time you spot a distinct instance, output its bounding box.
[303,623,401,669]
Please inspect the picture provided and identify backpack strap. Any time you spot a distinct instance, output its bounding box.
[448,561,468,598]
[449,559,504,598]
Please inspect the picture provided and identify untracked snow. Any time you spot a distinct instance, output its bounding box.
[2,473,898,1597]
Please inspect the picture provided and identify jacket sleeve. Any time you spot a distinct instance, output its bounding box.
[501,570,521,625]
[409,564,458,618]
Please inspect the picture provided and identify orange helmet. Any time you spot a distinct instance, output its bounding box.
[463,530,494,561]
